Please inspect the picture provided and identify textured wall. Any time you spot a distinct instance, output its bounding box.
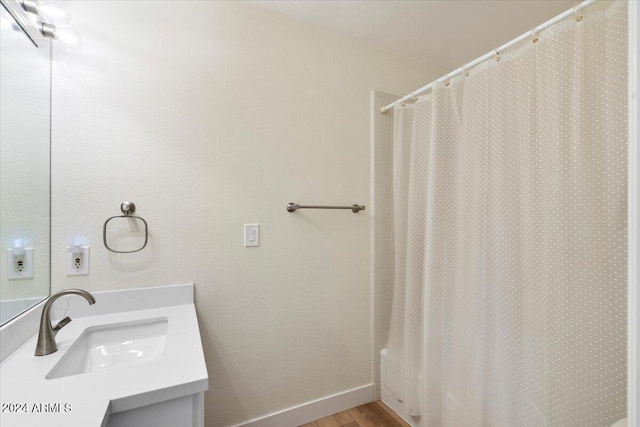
[50,2,442,426]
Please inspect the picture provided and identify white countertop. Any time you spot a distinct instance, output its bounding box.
[0,303,208,427]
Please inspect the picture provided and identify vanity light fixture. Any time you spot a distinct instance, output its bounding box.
[40,21,81,48]
[19,0,82,48]
[20,0,69,25]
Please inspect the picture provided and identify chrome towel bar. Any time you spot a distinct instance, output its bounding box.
[287,202,365,213]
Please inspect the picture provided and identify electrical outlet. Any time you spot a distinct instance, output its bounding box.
[74,253,82,269]
[7,248,34,280]
[15,253,25,272]
[67,246,89,276]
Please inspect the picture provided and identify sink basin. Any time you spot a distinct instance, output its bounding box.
[46,317,168,380]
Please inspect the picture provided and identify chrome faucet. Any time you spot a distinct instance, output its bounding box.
[35,289,96,356]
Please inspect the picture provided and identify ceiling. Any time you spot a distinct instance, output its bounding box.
[247,0,576,70]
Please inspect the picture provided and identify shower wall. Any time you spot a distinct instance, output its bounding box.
[370,91,398,400]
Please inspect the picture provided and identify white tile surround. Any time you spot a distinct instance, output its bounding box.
[370,91,397,400]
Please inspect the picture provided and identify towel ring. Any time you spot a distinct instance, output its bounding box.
[103,202,149,253]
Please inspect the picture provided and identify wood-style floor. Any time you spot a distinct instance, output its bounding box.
[300,401,411,427]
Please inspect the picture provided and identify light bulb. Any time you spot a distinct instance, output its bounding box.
[69,237,82,249]
[55,26,82,49]
[37,1,70,26]
[12,239,25,256]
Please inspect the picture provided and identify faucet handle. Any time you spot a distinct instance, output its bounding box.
[53,316,72,332]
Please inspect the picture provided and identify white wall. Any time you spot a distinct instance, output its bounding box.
[50,2,443,425]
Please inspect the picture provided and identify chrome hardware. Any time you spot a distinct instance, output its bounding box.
[35,289,96,356]
[40,22,56,39]
[287,202,365,213]
[103,201,149,253]
[0,0,50,48]
[120,201,135,216]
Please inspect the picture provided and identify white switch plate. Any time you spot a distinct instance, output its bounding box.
[244,224,259,247]
[7,248,34,280]
[67,246,90,276]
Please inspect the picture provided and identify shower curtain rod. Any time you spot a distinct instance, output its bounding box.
[380,0,598,114]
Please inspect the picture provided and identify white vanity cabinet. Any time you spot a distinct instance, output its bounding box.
[107,392,205,427]
[0,284,208,427]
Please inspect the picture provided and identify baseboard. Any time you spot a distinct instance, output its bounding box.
[232,384,374,427]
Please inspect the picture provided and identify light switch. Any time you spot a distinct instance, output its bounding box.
[244,224,259,247]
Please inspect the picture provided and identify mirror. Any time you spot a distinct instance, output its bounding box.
[0,5,51,324]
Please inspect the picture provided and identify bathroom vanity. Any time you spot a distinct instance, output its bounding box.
[0,284,208,427]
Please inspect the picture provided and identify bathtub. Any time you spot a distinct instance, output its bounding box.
[380,348,422,427]
[381,348,627,427]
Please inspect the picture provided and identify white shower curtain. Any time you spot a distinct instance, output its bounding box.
[386,2,628,426]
